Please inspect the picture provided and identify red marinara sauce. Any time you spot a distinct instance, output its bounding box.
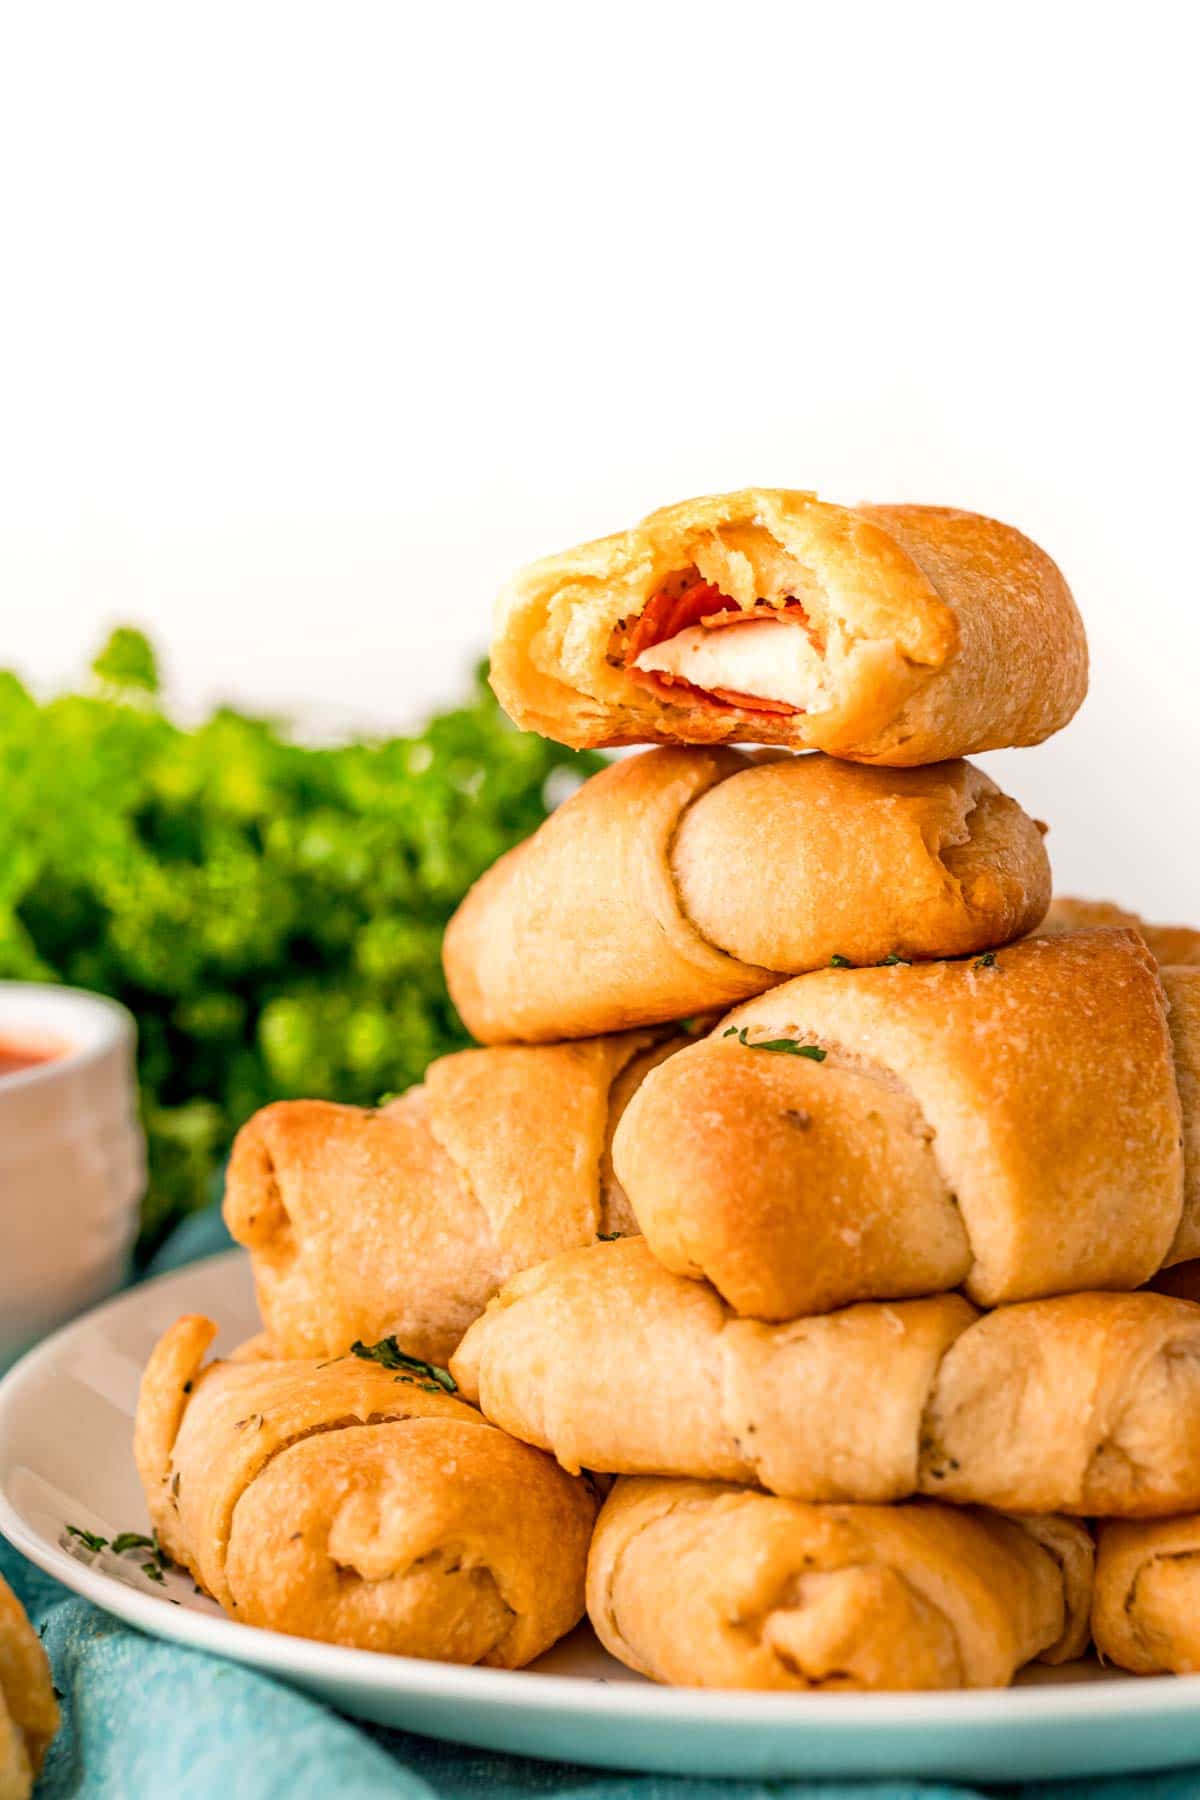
[0,1040,62,1081]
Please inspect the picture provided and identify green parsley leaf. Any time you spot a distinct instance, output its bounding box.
[974,950,998,969]
[0,636,600,1252]
[830,954,853,968]
[596,1231,623,1242]
[350,1337,457,1393]
[878,952,911,966]
[724,1026,826,1061]
[110,1532,155,1555]
[91,626,160,693]
[65,1525,108,1554]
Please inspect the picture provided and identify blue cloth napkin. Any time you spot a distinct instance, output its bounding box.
[3,1206,1199,1800]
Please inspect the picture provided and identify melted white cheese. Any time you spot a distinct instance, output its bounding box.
[633,619,826,710]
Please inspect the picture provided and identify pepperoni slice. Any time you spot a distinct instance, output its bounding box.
[612,571,810,714]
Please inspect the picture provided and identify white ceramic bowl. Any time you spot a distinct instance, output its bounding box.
[0,983,145,1368]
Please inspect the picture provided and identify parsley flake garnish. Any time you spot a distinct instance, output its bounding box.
[722,1026,826,1061]
[64,1524,177,1585]
[350,1337,457,1393]
[830,954,853,968]
[974,950,998,970]
[878,952,911,966]
[597,1231,623,1242]
[110,1532,154,1555]
[65,1525,108,1554]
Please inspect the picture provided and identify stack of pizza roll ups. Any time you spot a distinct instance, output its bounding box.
[142,488,1200,1688]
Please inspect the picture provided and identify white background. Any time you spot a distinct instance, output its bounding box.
[1,3,1196,915]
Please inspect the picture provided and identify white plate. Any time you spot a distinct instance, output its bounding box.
[4,1252,1200,1783]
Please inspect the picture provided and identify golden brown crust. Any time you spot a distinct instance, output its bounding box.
[1093,1515,1200,1673]
[133,1317,595,1666]
[617,931,1185,1316]
[586,1480,1091,1690]
[452,1239,977,1501]
[224,1095,500,1366]
[1043,897,1200,967]
[453,1239,753,1483]
[490,490,1086,763]
[921,1292,1200,1516]
[1008,1511,1097,1663]
[443,748,1051,1043]
[452,1239,1200,1517]
[1163,970,1200,1264]
[0,1576,58,1800]
[223,1028,681,1362]
[421,1036,648,1264]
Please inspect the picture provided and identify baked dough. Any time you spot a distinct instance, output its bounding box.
[587,1480,1093,1690]
[1164,968,1200,1264]
[224,1028,685,1362]
[919,1289,1200,1516]
[0,1575,58,1800]
[614,930,1189,1316]
[452,1238,1200,1516]
[1093,1516,1200,1674]
[443,747,1051,1042]
[133,1316,595,1666]
[1042,897,1200,967]
[490,490,1087,763]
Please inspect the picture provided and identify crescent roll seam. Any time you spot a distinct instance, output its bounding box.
[135,1318,596,1667]
[452,1240,1200,1517]
[584,1480,1092,1691]
[614,931,1187,1317]
[444,748,1051,1044]
[223,1027,697,1363]
[1093,1516,1200,1674]
[661,773,779,980]
[190,1405,478,1602]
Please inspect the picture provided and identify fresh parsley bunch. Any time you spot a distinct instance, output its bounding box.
[0,629,600,1249]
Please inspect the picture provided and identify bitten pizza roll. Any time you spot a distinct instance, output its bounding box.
[444,747,1050,1043]
[587,1480,1093,1691]
[1042,897,1200,968]
[452,1238,1200,1517]
[0,1576,58,1800]
[133,1316,596,1666]
[614,931,1192,1317]
[1093,1516,1200,1674]
[490,489,1087,764]
[224,1027,686,1362]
